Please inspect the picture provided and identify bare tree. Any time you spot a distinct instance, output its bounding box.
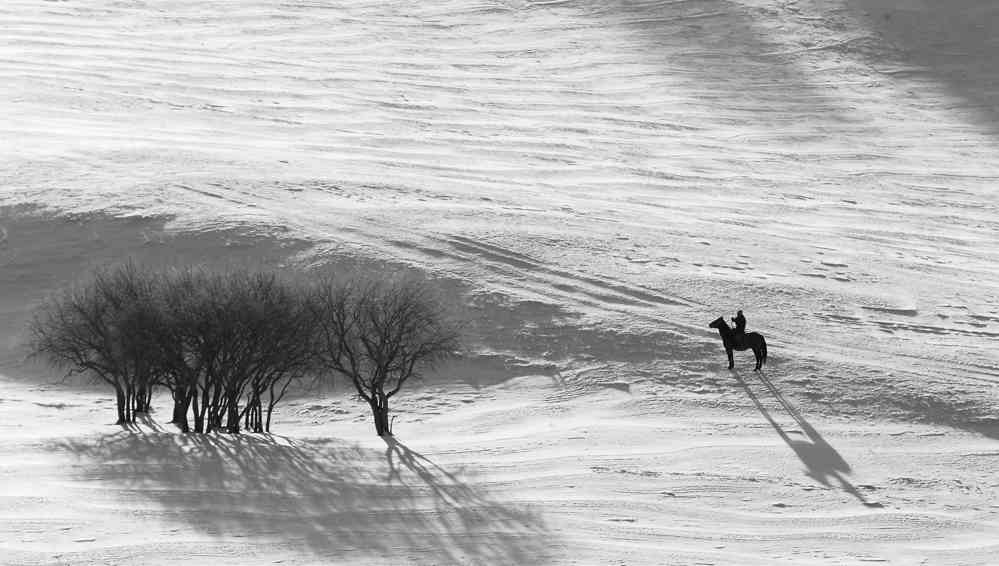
[28,260,465,437]
[29,262,162,425]
[228,270,317,433]
[30,263,317,434]
[312,277,460,436]
[154,267,316,433]
[152,266,225,433]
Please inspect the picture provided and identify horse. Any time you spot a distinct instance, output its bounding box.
[709,316,767,371]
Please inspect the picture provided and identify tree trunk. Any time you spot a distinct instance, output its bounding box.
[124,384,134,424]
[248,396,263,433]
[225,397,241,434]
[370,396,391,436]
[134,383,151,414]
[114,386,127,425]
[192,389,205,433]
[243,395,260,433]
[172,390,192,433]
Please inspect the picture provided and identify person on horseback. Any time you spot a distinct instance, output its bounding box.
[731,310,746,346]
[709,311,767,371]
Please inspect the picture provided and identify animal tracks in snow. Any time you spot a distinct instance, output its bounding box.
[439,235,690,311]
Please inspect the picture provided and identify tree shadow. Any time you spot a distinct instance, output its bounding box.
[117,414,167,433]
[733,369,881,507]
[382,436,549,563]
[49,432,554,564]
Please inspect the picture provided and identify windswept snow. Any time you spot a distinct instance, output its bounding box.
[2,0,999,564]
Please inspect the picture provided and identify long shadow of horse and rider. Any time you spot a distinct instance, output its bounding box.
[709,312,881,507]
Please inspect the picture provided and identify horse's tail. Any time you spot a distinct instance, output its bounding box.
[760,335,767,366]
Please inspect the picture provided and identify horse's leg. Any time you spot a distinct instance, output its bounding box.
[726,348,734,370]
[753,347,761,371]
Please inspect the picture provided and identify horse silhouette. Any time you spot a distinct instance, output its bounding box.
[709,317,767,371]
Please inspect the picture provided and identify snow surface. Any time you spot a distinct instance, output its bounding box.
[2,0,999,564]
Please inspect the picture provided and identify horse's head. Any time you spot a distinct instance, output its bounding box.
[708,316,726,329]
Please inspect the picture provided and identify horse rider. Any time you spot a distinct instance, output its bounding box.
[731,310,746,345]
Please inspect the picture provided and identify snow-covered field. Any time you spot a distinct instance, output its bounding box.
[2,0,999,564]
